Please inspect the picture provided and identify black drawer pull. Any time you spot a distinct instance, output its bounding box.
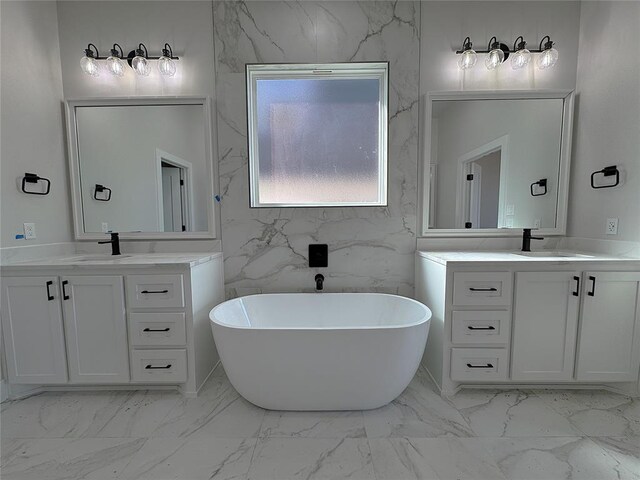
[572,276,580,297]
[46,281,54,301]
[140,289,169,294]
[467,326,496,331]
[143,327,171,332]
[587,276,596,297]
[467,363,494,369]
[468,287,498,292]
[62,280,70,300]
[145,364,172,370]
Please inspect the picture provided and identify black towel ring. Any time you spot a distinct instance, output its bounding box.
[590,166,620,189]
[21,173,51,196]
[94,184,112,201]
[530,178,548,197]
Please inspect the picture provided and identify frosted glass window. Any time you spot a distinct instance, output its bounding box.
[247,63,388,207]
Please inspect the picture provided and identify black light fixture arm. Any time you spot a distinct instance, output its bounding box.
[539,35,554,51]
[456,35,555,55]
[87,42,179,61]
[110,43,124,58]
[84,43,99,58]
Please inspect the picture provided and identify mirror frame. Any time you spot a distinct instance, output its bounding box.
[65,97,218,240]
[419,90,574,237]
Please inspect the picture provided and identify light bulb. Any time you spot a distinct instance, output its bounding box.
[538,47,559,69]
[458,49,477,70]
[131,54,150,76]
[80,54,99,76]
[158,55,176,76]
[485,48,504,70]
[511,48,531,70]
[106,56,125,77]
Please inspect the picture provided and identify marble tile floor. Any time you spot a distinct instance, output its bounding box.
[1,366,638,480]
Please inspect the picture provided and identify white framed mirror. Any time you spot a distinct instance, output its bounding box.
[65,97,217,240]
[420,90,574,237]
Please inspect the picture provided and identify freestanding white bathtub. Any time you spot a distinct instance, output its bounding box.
[209,293,431,411]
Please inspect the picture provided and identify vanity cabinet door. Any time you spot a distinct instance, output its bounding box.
[61,275,129,383]
[512,271,580,381]
[576,272,640,382]
[1,276,68,384]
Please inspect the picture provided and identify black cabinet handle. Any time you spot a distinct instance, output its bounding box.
[468,326,496,331]
[469,287,498,292]
[61,280,70,300]
[572,276,580,297]
[46,281,54,301]
[143,327,171,332]
[466,363,494,369]
[140,289,169,294]
[588,276,596,296]
[145,364,172,370]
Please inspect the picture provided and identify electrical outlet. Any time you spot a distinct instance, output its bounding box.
[534,218,541,229]
[505,217,514,228]
[23,223,36,240]
[606,218,618,235]
[102,222,109,233]
[506,204,515,216]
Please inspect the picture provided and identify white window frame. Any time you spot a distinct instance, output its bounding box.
[246,62,389,208]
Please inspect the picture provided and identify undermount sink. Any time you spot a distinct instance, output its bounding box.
[67,254,133,262]
[516,251,595,258]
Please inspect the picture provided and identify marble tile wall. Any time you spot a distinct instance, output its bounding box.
[212,1,420,297]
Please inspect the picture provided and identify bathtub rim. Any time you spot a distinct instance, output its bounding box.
[209,292,432,331]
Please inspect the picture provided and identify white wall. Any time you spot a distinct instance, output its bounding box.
[568,1,640,243]
[420,1,581,93]
[56,1,216,100]
[0,1,72,247]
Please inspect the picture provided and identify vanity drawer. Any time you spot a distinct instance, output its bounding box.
[129,313,186,346]
[450,348,508,381]
[130,349,187,383]
[452,311,510,345]
[453,272,512,306]
[127,275,184,309]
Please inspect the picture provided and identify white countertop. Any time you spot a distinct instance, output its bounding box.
[1,252,222,270]
[417,250,640,266]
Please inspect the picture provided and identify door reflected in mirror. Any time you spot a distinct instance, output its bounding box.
[425,93,573,234]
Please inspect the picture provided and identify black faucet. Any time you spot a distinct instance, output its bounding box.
[315,274,324,291]
[98,232,121,255]
[521,228,544,252]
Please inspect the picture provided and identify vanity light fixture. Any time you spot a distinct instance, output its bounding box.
[80,44,100,76]
[457,37,478,70]
[456,35,558,71]
[158,43,177,76]
[485,37,508,70]
[106,43,125,77]
[537,36,559,69]
[511,36,531,70]
[129,43,151,76]
[80,42,179,77]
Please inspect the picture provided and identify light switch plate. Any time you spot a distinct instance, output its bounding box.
[23,223,36,240]
[606,218,618,235]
